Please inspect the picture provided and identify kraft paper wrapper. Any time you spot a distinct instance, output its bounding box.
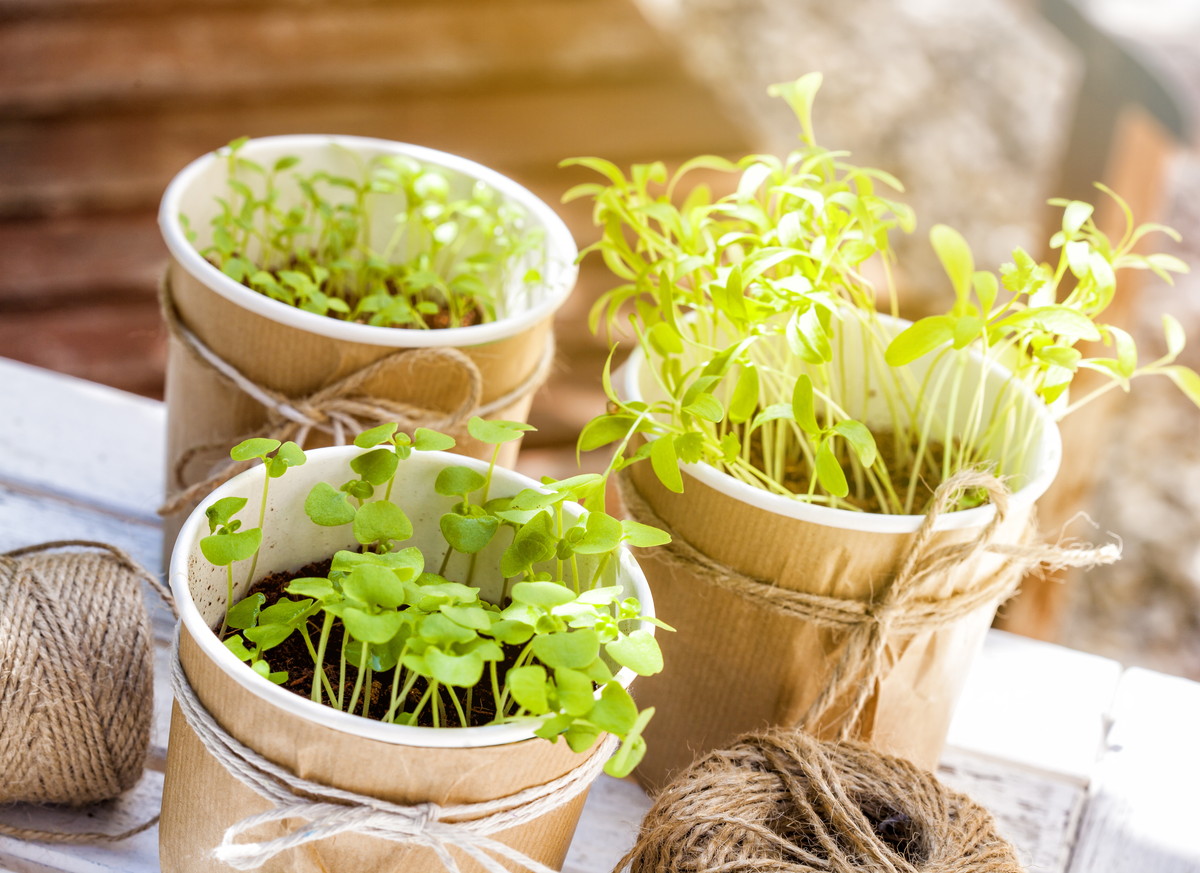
[163,260,552,550]
[626,459,1032,792]
[160,630,593,873]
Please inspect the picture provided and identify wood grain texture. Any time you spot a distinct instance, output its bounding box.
[0,81,746,219]
[0,1,668,117]
[1067,668,1200,873]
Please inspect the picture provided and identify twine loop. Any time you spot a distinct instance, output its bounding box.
[617,468,1120,737]
[160,279,555,516]
[171,639,616,872]
[0,541,174,844]
[619,728,1023,872]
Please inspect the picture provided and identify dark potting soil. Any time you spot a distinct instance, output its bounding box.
[225,557,520,727]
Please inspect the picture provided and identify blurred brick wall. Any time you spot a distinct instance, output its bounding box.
[0,0,753,450]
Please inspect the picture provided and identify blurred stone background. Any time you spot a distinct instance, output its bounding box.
[0,0,1196,677]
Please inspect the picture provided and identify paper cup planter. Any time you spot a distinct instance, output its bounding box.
[161,447,655,873]
[618,315,1062,790]
[158,135,578,536]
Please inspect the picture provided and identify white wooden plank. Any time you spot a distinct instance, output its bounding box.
[0,358,164,523]
[938,748,1086,873]
[946,629,1122,783]
[0,773,162,873]
[564,776,653,873]
[1067,668,1200,873]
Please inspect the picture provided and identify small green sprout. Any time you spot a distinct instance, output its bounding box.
[202,421,669,777]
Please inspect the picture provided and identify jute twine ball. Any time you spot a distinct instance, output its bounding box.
[621,729,1023,873]
[0,542,167,809]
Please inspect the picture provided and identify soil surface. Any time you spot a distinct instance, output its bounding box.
[225,557,519,727]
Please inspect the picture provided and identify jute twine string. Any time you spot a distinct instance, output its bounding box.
[159,279,556,516]
[618,728,1023,873]
[171,639,616,873]
[617,469,1120,736]
[0,541,175,844]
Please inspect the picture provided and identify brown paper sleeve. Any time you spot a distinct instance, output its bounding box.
[625,459,1031,790]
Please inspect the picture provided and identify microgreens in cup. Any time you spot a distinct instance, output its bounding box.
[567,72,1200,515]
[182,138,547,329]
[199,420,670,778]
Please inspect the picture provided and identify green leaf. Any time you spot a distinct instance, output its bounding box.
[266,441,306,478]
[440,603,492,631]
[649,436,683,493]
[727,365,760,424]
[791,374,819,435]
[286,577,336,600]
[605,630,663,675]
[305,481,356,527]
[354,423,398,448]
[930,224,974,303]
[343,564,407,609]
[224,635,254,662]
[434,465,488,497]
[488,619,534,645]
[508,665,550,713]
[532,629,601,670]
[205,496,247,533]
[815,440,849,498]
[1163,365,1200,409]
[351,448,399,486]
[831,420,877,467]
[885,315,955,366]
[1062,200,1094,234]
[620,519,671,547]
[574,512,623,555]
[578,415,638,453]
[1001,306,1102,342]
[200,527,262,566]
[554,668,596,717]
[589,682,638,734]
[1163,314,1186,359]
[225,593,265,630]
[683,392,724,422]
[413,428,456,452]
[353,500,413,545]
[341,607,404,644]
[467,417,535,445]
[648,321,684,356]
[440,512,499,554]
[426,648,484,688]
[512,580,576,608]
[501,512,557,577]
[230,438,281,462]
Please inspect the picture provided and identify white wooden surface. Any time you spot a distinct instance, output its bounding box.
[0,357,1197,873]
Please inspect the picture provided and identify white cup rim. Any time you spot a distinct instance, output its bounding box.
[619,314,1062,534]
[159,134,578,348]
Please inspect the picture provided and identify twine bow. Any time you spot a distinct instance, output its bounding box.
[171,640,616,873]
[160,279,555,516]
[617,469,1120,738]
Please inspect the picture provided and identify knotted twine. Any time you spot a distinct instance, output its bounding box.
[171,639,618,873]
[618,728,1022,873]
[0,541,175,843]
[617,468,1120,737]
[159,280,556,516]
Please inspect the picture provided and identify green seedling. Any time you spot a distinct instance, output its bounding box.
[567,73,1200,515]
[191,140,547,329]
[202,420,670,777]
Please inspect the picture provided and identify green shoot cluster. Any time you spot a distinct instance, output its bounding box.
[183,138,545,329]
[569,73,1198,514]
[200,420,670,778]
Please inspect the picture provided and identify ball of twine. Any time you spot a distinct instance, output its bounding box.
[0,541,173,841]
[620,729,1023,873]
